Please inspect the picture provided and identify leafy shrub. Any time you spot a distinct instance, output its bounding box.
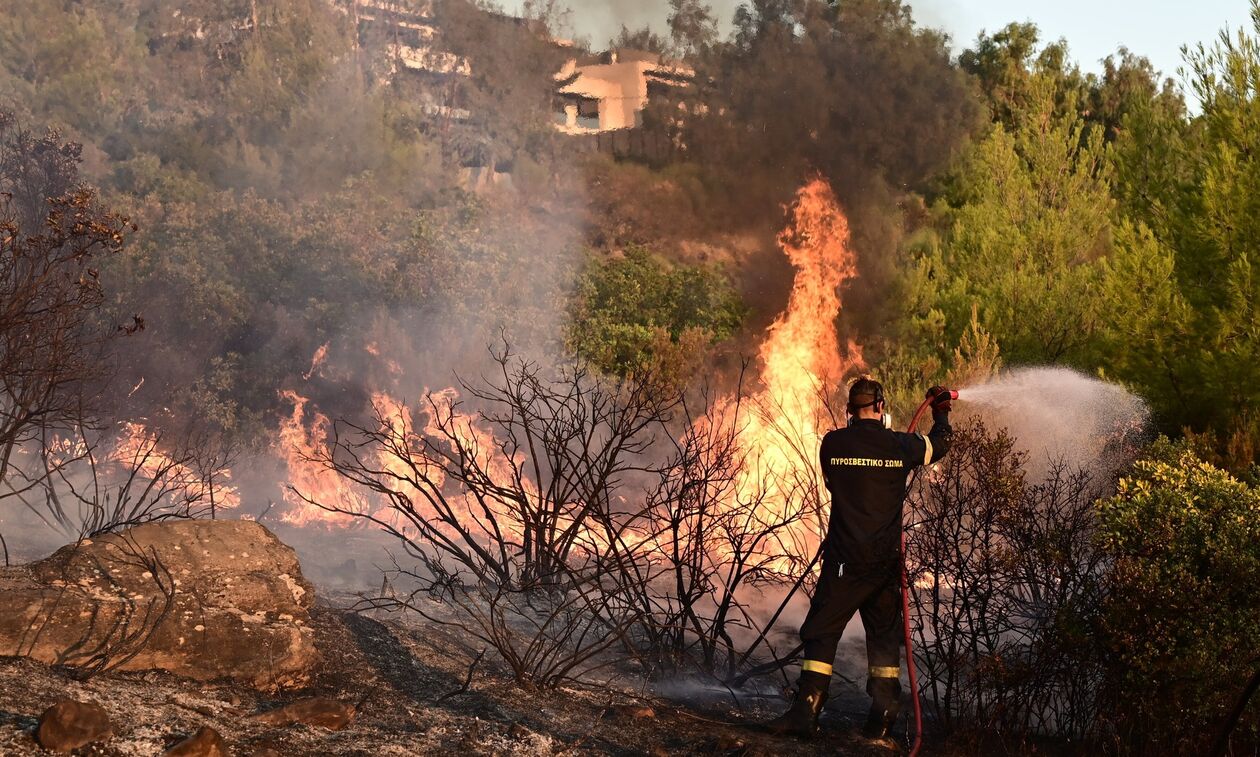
[1096,440,1260,752]
[568,247,745,377]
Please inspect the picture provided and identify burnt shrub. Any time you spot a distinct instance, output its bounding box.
[894,423,1260,754]
[906,419,1107,742]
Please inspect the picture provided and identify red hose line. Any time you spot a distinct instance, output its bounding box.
[902,398,934,757]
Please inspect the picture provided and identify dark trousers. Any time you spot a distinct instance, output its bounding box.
[799,557,903,718]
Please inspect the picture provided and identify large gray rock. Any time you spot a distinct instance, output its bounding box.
[0,520,319,689]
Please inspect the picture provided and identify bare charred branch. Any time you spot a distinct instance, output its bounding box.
[307,347,832,689]
[436,648,487,703]
[38,534,177,681]
[905,419,1107,741]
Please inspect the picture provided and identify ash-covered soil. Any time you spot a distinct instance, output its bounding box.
[0,604,906,755]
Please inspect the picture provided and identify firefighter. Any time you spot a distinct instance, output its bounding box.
[764,378,953,740]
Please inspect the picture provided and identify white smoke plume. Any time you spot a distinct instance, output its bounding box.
[957,366,1150,480]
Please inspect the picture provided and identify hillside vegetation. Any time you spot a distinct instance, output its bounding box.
[4,0,1260,752]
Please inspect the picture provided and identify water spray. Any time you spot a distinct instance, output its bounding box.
[949,367,1148,478]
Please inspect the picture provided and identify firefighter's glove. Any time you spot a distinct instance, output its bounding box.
[926,385,954,413]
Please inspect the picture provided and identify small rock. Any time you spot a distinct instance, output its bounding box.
[508,722,531,740]
[714,735,746,751]
[603,704,656,720]
[35,697,112,753]
[164,726,229,757]
[250,696,356,730]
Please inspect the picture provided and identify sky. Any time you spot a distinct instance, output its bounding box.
[917,0,1253,86]
[542,0,1255,95]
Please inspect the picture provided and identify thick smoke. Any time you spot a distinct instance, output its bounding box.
[0,2,588,569]
[516,0,741,45]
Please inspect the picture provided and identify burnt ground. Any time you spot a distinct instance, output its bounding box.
[0,603,916,756]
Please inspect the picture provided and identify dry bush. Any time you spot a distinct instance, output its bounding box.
[1,418,236,547]
[310,349,831,688]
[613,377,820,680]
[306,349,674,687]
[0,112,135,555]
[0,112,229,554]
[905,419,1107,741]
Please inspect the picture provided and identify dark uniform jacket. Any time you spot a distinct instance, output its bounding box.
[819,414,952,577]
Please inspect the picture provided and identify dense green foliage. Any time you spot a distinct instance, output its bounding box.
[872,6,1260,468]
[1108,13,1260,462]
[1098,440,1260,750]
[568,248,744,376]
[933,82,1114,365]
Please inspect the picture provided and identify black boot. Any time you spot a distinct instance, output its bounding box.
[862,673,901,740]
[861,706,898,739]
[763,671,830,738]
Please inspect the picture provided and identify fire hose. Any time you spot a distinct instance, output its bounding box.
[901,393,950,757]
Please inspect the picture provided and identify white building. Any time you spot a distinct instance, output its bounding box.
[553,50,693,134]
[338,0,471,78]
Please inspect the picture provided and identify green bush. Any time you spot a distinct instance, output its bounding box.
[1097,440,1260,751]
[567,247,745,378]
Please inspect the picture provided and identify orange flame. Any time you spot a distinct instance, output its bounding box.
[277,178,863,562]
[113,422,241,511]
[276,390,367,527]
[724,178,864,558]
[414,388,539,543]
